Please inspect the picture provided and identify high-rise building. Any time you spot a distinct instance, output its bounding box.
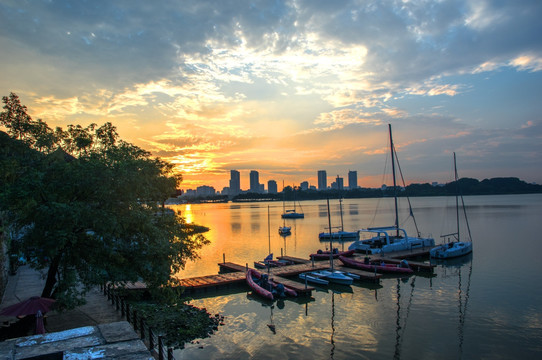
[268,180,278,194]
[229,170,240,196]
[249,170,260,193]
[348,170,358,189]
[337,176,344,191]
[332,176,344,191]
[196,185,216,197]
[317,170,327,190]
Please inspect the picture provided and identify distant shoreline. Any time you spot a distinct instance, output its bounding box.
[171,177,541,204]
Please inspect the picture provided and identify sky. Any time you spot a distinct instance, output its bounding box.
[1,0,541,191]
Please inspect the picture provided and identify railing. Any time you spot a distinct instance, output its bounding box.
[102,284,176,360]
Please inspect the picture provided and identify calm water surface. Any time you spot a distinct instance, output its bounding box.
[170,194,542,359]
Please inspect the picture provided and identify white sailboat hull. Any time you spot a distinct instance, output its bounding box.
[348,227,435,255]
[430,242,472,259]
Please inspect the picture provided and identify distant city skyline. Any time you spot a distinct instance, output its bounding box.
[183,169,363,195]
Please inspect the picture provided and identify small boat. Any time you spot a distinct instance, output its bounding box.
[279,226,291,235]
[339,255,414,274]
[299,272,329,285]
[430,153,473,259]
[254,253,294,269]
[318,230,359,241]
[254,259,293,269]
[246,269,297,300]
[310,249,355,260]
[282,210,304,219]
[318,198,359,241]
[281,184,304,219]
[348,125,435,255]
[279,183,293,234]
[309,270,354,285]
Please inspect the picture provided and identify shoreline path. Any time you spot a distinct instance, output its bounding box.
[1,265,123,333]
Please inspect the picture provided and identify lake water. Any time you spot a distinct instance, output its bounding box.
[170,194,542,359]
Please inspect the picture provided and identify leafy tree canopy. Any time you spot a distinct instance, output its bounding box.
[1,93,209,309]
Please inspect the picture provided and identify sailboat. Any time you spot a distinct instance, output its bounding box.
[318,197,359,241]
[348,124,435,254]
[306,199,355,285]
[279,181,292,235]
[430,153,473,259]
[281,185,304,219]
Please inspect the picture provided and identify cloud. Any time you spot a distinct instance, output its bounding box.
[1,0,542,188]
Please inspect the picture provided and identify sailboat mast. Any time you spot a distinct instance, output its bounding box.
[454,152,460,242]
[327,198,334,271]
[337,175,344,232]
[268,205,271,255]
[389,124,399,237]
[282,180,286,225]
[339,199,344,232]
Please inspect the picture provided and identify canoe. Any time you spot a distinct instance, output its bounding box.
[246,269,297,300]
[310,249,355,260]
[338,256,414,274]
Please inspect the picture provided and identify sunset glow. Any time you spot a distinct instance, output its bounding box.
[1,1,541,191]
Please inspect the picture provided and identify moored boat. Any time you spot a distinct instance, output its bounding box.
[310,249,355,260]
[318,230,359,241]
[254,258,294,269]
[318,197,359,241]
[431,241,472,259]
[348,124,434,255]
[246,269,297,300]
[309,270,354,285]
[299,272,329,285]
[279,226,291,235]
[339,255,414,274]
[430,153,473,259]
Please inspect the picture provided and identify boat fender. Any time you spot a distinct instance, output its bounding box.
[332,248,338,254]
[317,249,323,254]
[400,259,409,268]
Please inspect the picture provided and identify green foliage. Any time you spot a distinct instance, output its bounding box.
[131,300,223,349]
[0,93,210,309]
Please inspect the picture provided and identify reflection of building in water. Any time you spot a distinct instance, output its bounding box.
[231,222,241,234]
[347,203,359,216]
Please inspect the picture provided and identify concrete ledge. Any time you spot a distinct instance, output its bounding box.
[0,322,152,360]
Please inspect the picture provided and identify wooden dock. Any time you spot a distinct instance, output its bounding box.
[123,257,382,297]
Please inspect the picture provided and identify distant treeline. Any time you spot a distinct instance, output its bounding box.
[182,177,541,203]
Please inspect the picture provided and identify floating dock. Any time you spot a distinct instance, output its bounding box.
[123,252,430,297]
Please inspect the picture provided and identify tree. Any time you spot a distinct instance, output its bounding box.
[0,93,209,309]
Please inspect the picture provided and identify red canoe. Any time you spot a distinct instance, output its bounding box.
[310,249,355,261]
[338,256,414,274]
[246,269,297,300]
